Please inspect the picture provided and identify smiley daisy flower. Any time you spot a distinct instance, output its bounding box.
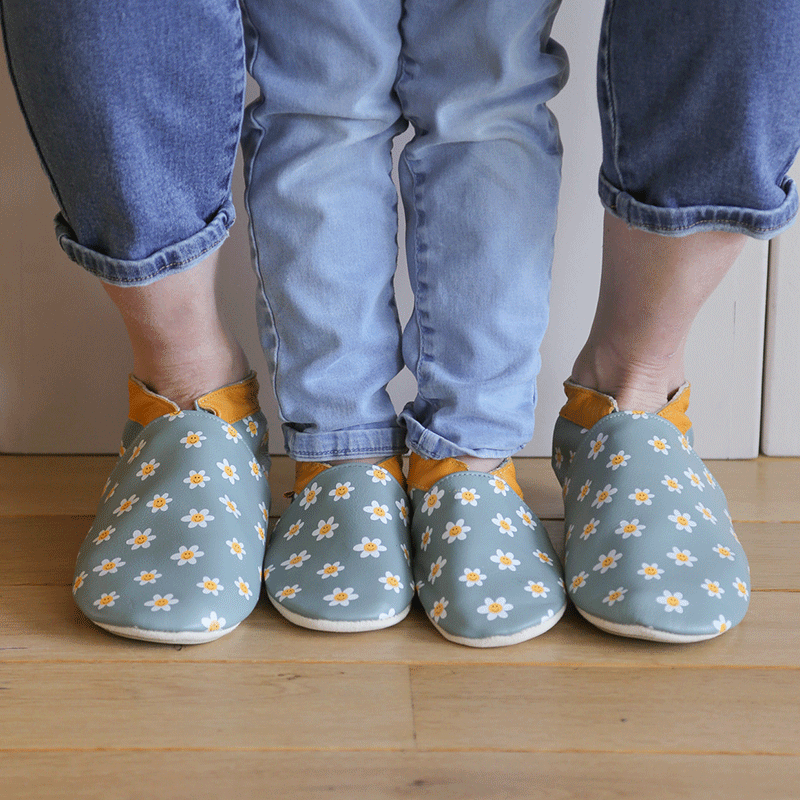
[134,570,161,586]
[93,591,120,610]
[258,502,269,522]
[532,549,554,566]
[733,577,749,600]
[490,549,520,571]
[396,498,410,525]
[668,510,697,532]
[588,433,608,460]
[72,571,88,594]
[353,537,387,558]
[516,507,537,528]
[313,517,339,541]
[136,459,160,481]
[300,482,321,510]
[248,459,263,481]
[222,423,241,443]
[112,494,139,517]
[713,544,735,561]
[637,563,664,580]
[580,519,599,540]
[182,508,214,528]
[147,493,171,513]
[167,410,185,421]
[455,487,480,506]
[607,450,630,470]
[569,571,589,593]
[275,585,300,603]
[181,431,206,449]
[679,434,692,453]
[126,529,156,550]
[591,484,617,509]
[602,587,628,607]
[219,495,241,518]
[459,568,486,587]
[243,416,259,437]
[420,527,433,551]
[615,519,645,539]
[401,543,411,564]
[145,593,179,612]
[443,519,470,543]
[491,514,517,537]
[284,520,303,540]
[593,550,622,574]
[93,526,115,545]
[235,578,252,599]
[379,572,404,593]
[577,480,592,502]
[127,440,146,463]
[324,587,359,607]
[701,579,724,598]
[201,611,226,632]
[364,501,392,524]
[255,523,266,542]
[197,577,224,596]
[422,486,444,515]
[366,466,390,485]
[281,550,310,570]
[713,614,732,633]
[490,477,509,495]
[317,561,344,579]
[628,488,654,506]
[656,590,688,613]
[684,468,704,491]
[477,597,513,620]
[661,475,683,493]
[226,538,246,559]
[431,598,449,622]
[648,436,671,455]
[704,470,717,488]
[562,477,571,499]
[554,447,564,467]
[524,581,550,598]
[428,556,447,584]
[170,545,204,565]
[216,459,239,484]
[695,503,717,524]
[184,470,209,489]
[329,482,353,501]
[93,557,126,576]
[667,547,697,567]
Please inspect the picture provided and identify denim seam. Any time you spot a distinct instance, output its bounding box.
[599,0,625,195]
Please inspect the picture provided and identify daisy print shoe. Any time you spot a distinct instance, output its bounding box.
[552,381,750,643]
[408,454,567,648]
[72,374,270,644]
[264,457,413,632]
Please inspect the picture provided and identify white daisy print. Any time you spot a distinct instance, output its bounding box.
[602,587,628,607]
[570,571,589,593]
[532,549,554,566]
[281,551,310,570]
[112,495,139,517]
[127,440,146,463]
[313,517,339,541]
[443,519,470,543]
[324,587,358,607]
[136,459,160,481]
[379,609,397,620]
[258,502,269,522]
[181,431,206,449]
[431,598,449,622]
[93,526,115,545]
[202,611,226,632]
[243,416,259,437]
[668,510,697,533]
[593,549,622,574]
[72,571,88,594]
[733,578,749,600]
[554,447,564,467]
[300,482,321,510]
[491,514,517,537]
[171,545,204,566]
[628,488,654,506]
[217,495,241,518]
[684,468,704,491]
[216,459,239,484]
[184,470,209,489]
[701,579,724,599]
[667,547,698,567]
[248,459,263,481]
[147,493,171,513]
[588,433,608,460]
[145,593,178,611]
[182,509,214,528]
[695,503,717,524]
[93,591,120,610]
[638,563,664,580]
[134,570,161,586]
[366,466,390,485]
[222,423,241,443]
[662,475,683,493]
[197,577,224,596]
[283,520,303,540]
[713,544,735,561]
[126,529,156,550]
[524,581,550,599]
[713,614,732,633]
[93,557,126,576]
[226,538,246,560]
[364,501,392,524]
[396,498,410,526]
[354,537,387,558]
[263,565,274,581]
[167,410,185,421]
[607,450,630,470]
[420,527,433,551]
[615,519,645,539]
[580,519,599,540]
[629,411,649,419]
[275,585,300,603]
[577,480,592,502]
[401,544,411,564]
[379,572,404,593]
[255,523,266,542]
[591,484,617,509]
[329,482,353,501]
[704,470,717,489]
[477,597,513,620]
[657,590,689,613]
[648,436,671,455]
[317,561,344,579]
[422,486,444,515]
[459,568,486,587]
[516,507,537,529]
[490,549,520,571]
[429,556,447,584]
[455,488,480,506]
[490,477,509,496]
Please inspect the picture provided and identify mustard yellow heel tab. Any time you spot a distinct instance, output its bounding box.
[558,380,693,435]
[407,452,523,500]
[292,455,406,497]
[128,372,261,428]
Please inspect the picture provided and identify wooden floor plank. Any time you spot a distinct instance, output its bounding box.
[410,665,800,754]
[3,586,798,668]
[0,662,415,751]
[2,752,799,800]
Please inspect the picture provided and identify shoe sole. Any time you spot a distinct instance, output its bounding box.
[94,620,240,645]
[268,595,411,632]
[576,607,724,643]
[431,602,567,648]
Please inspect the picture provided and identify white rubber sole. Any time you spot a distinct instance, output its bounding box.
[94,620,239,645]
[577,608,723,643]
[268,595,411,632]
[431,603,567,648]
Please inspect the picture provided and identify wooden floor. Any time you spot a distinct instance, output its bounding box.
[2,454,799,799]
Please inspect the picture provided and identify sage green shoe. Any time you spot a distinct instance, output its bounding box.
[72,374,270,644]
[265,457,414,632]
[553,381,750,643]
[409,454,567,648]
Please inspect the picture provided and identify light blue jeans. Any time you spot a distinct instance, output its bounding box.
[3,1,799,460]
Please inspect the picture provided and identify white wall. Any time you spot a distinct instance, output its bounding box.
[0,2,770,458]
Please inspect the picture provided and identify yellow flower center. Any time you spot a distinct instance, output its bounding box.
[462,491,474,502]
[364,542,377,552]
[602,557,614,568]
[667,596,680,607]
[324,565,337,575]
[142,573,154,582]
[719,623,727,632]
[449,526,462,537]
[467,572,479,582]
[373,469,387,481]
[636,492,648,502]
[153,497,166,508]
[609,592,621,601]
[500,556,512,565]
[598,492,609,502]
[248,422,257,435]
[306,491,316,502]
[583,524,595,536]
[181,551,194,561]
[719,548,730,557]
[142,464,154,475]
[624,524,637,534]
[500,521,510,531]
[205,581,218,591]
[434,603,444,616]
[579,488,588,498]
[187,434,199,445]
[135,535,148,545]
[224,466,233,476]
[155,597,169,607]
[335,486,348,497]
[422,532,430,543]
[120,501,131,511]
[208,621,220,631]
[431,564,440,576]
[334,592,348,602]
[538,554,551,564]
[677,516,688,526]
[374,507,386,518]
[644,566,657,576]
[100,595,114,606]
[488,603,503,614]
[654,440,665,450]
[572,577,583,589]
[320,524,332,536]
[102,562,115,572]
[281,588,294,597]
[676,553,688,562]
[252,465,260,476]
[531,584,544,594]
[191,513,205,523]
[290,556,301,565]
[190,474,203,484]
[593,442,602,453]
[612,455,624,465]
[427,495,437,508]
[387,576,399,587]
[709,585,719,594]
[738,583,746,593]
[98,530,110,540]
[227,427,237,437]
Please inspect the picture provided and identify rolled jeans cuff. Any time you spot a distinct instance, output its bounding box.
[54,201,236,287]
[599,172,799,241]
[403,414,520,462]
[283,423,407,463]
